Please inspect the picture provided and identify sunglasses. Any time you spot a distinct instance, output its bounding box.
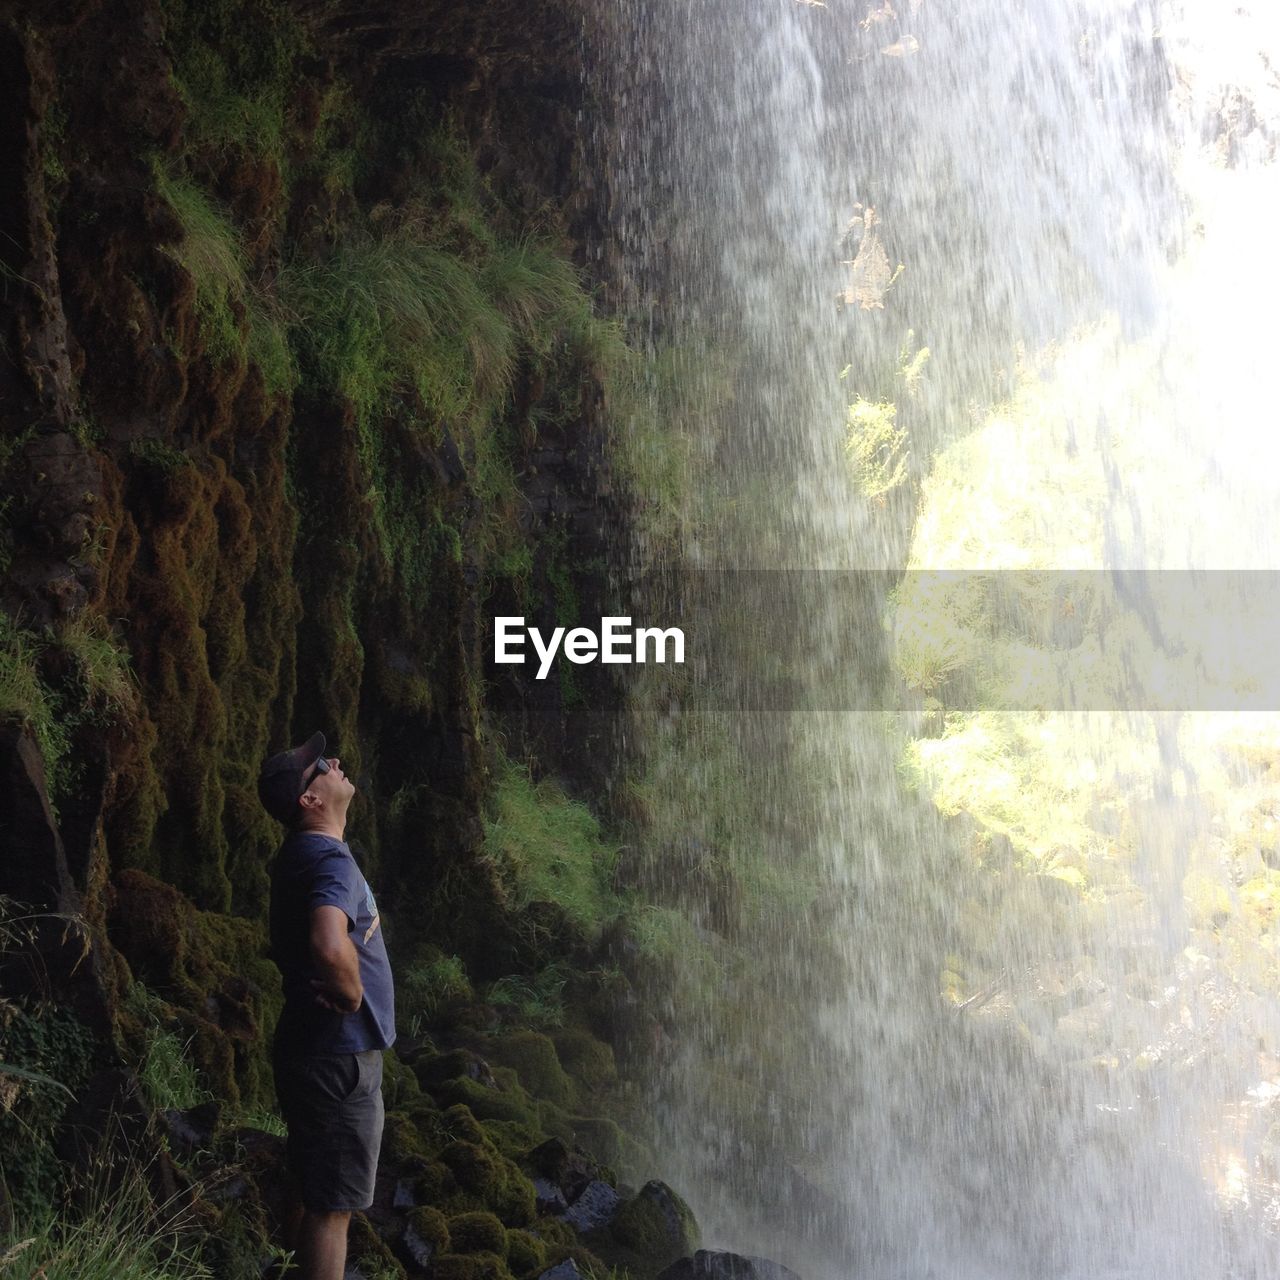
[303,756,331,790]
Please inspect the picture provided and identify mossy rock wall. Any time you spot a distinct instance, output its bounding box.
[0,0,633,1140]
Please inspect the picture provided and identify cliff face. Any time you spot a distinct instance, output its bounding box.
[0,0,641,1232]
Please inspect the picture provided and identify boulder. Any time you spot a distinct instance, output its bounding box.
[608,1180,698,1268]
[561,1178,621,1233]
[527,1136,599,1203]
[533,1176,568,1215]
[657,1250,803,1280]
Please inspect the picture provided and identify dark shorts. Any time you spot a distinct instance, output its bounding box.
[273,1047,385,1212]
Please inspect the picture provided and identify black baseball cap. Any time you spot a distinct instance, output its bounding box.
[257,731,326,826]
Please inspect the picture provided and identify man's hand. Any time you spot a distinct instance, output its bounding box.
[309,904,363,1013]
[310,978,360,1013]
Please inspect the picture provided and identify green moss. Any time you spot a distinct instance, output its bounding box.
[565,1116,624,1168]
[433,1075,537,1127]
[415,1047,489,1090]
[443,1103,489,1146]
[490,1156,536,1228]
[382,1049,423,1108]
[483,760,622,943]
[534,1099,575,1147]
[480,1117,543,1161]
[161,0,308,162]
[435,1140,536,1227]
[505,1229,546,1276]
[532,1217,575,1249]
[406,1206,451,1254]
[484,1031,575,1110]
[190,910,280,1104]
[447,1211,507,1256]
[432,1253,512,1280]
[346,1212,406,1278]
[413,1162,458,1204]
[383,1111,431,1164]
[607,1182,698,1270]
[550,1029,618,1092]
[439,1140,502,1198]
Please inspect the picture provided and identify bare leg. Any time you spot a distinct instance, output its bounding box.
[295,1209,351,1280]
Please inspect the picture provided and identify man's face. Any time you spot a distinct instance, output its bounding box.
[303,756,356,806]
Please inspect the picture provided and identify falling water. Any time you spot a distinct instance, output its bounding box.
[595,1,1280,1276]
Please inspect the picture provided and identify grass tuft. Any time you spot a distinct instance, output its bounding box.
[0,613,67,792]
[1,1146,212,1280]
[154,167,296,392]
[126,984,211,1114]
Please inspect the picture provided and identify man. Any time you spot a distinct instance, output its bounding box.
[258,731,395,1280]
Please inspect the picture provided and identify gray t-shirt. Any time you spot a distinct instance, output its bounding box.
[269,831,396,1054]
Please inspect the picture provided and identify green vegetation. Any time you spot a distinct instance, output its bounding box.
[0,609,136,805]
[153,167,295,392]
[54,613,137,717]
[0,613,65,785]
[487,963,571,1029]
[840,334,927,502]
[845,396,908,500]
[606,339,737,553]
[279,204,618,580]
[399,953,475,1036]
[0,979,96,1221]
[126,984,211,1113]
[482,757,621,939]
[0,1155,211,1280]
[161,0,306,162]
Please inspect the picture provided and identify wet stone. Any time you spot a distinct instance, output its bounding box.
[533,1176,568,1214]
[561,1178,621,1232]
[401,1219,439,1268]
[538,1262,584,1280]
[657,1251,803,1280]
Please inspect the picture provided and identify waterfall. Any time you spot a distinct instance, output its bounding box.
[596,1,1280,1276]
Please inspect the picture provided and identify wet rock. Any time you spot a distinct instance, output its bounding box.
[538,1262,585,1280]
[399,1226,433,1269]
[159,1100,220,1157]
[561,1178,621,1233]
[609,1180,698,1268]
[533,1175,568,1214]
[657,1251,803,1280]
[0,727,76,912]
[528,1136,598,1203]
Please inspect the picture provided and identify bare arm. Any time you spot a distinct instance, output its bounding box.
[309,904,363,1013]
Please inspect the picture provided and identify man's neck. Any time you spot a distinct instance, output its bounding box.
[298,816,346,841]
